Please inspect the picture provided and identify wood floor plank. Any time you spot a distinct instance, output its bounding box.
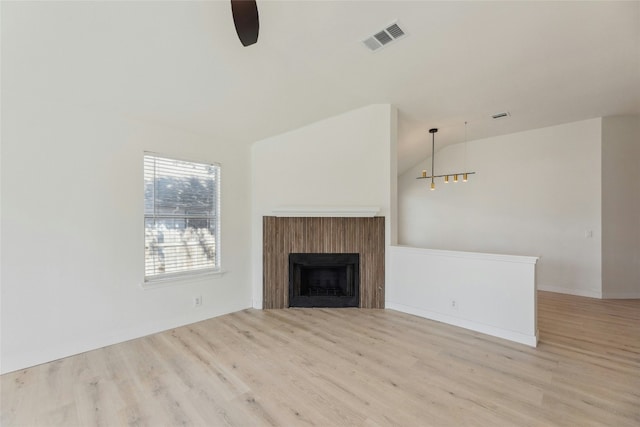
[2,291,639,426]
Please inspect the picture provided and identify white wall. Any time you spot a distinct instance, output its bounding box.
[399,119,602,298]
[1,98,253,373]
[602,116,640,298]
[251,104,397,308]
[388,246,538,347]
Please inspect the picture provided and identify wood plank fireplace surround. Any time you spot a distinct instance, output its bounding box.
[263,216,385,309]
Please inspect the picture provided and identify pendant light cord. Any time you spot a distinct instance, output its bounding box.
[464,121,468,171]
[431,131,435,185]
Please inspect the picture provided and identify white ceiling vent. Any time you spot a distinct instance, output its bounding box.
[491,111,511,120]
[362,22,407,52]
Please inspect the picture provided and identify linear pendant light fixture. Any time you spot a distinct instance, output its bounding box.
[416,127,475,191]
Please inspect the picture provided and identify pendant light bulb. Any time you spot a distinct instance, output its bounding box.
[463,173,468,182]
[445,175,449,183]
[454,174,458,183]
[430,181,435,191]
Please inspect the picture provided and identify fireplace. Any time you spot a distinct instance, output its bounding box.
[289,253,359,308]
[263,216,384,309]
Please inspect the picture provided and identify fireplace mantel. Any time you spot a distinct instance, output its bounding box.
[272,206,380,217]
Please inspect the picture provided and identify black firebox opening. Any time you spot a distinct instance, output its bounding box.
[289,253,360,308]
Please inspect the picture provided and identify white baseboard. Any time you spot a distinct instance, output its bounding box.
[537,285,602,299]
[601,290,640,299]
[385,302,538,348]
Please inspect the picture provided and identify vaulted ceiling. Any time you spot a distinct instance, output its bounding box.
[3,1,639,173]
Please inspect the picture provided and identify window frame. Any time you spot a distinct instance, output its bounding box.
[143,152,222,284]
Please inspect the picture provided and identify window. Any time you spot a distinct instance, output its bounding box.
[144,154,220,281]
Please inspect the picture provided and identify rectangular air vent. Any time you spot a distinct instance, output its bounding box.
[363,37,382,51]
[362,21,407,52]
[374,30,393,46]
[491,111,511,119]
[386,23,405,39]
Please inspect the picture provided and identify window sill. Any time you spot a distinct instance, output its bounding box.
[140,269,227,290]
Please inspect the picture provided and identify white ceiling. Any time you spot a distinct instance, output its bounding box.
[3,1,639,173]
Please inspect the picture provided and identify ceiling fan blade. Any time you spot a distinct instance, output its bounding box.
[231,0,259,47]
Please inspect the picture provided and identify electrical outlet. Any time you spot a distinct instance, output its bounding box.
[193,296,202,307]
[451,299,458,310]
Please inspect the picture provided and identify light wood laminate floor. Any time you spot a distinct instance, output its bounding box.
[2,291,639,426]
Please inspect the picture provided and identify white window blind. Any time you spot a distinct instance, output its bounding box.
[144,154,220,280]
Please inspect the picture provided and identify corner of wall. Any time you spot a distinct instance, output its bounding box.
[601,115,640,298]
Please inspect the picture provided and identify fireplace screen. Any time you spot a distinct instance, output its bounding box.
[289,253,359,308]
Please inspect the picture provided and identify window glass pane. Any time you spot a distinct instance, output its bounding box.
[144,154,220,279]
